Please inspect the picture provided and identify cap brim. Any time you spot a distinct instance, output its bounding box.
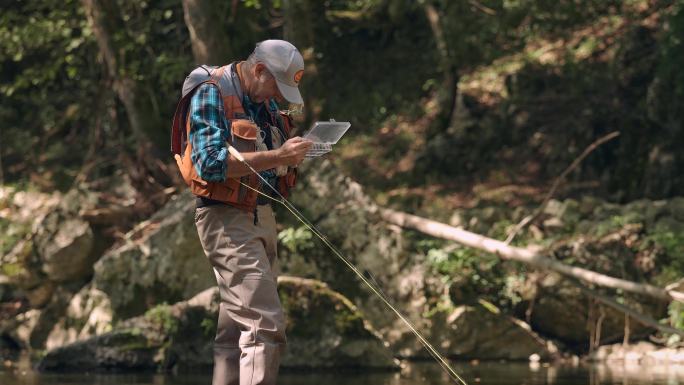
[275,80,303,105]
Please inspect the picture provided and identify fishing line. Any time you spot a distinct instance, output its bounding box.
[228,146,468,385]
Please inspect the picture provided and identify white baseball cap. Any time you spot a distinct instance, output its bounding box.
[253,39,304,105]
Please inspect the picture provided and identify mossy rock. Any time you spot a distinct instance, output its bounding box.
[279,276,398,369]
[38,277,398,372]
[38,329,160,371]
[93,191,214,319]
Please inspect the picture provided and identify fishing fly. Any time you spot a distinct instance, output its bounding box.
[228,145,469,385]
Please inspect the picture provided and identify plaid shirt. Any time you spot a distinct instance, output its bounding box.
[188,82,281,190]
[188,83,230,182]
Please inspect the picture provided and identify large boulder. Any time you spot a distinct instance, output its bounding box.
[278,276,397,368]
[438,305,556,360]
[389,302,557,360]
[33,211,94,283]
[38,276,398,371]
[283,160,414,337]
[92,191,214,319]
[1,187,61,306]
[1,187,99,306]
[44,284,114,350]
[525,273,659,346]
[0,286,74,350]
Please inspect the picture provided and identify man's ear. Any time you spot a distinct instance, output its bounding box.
[254,63,267,78]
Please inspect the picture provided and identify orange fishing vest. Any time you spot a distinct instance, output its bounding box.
[171,63,297,211]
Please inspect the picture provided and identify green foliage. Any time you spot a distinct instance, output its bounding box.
[0,0,101,188]
[144,303,179,335]
[426,244,509,306]
[0,217,30,257]
[666,301,684,346]
[278,226,315,254]
[644,230,684,285]
[426,247,481,277]
[333,308,363,334]
[656,2,684,117]
[200,317,216,338]
[593,214,642,237]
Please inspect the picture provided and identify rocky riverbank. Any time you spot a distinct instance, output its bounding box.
[1,166,684,371]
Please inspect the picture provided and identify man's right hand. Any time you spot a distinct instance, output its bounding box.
[277,137,313,167]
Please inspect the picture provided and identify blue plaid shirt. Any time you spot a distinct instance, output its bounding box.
[188,83,230,182]
[188,83,280,190]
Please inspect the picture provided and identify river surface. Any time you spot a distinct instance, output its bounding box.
[2,360,684,385]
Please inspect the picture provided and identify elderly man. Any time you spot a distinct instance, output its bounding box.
[171,39,312,385]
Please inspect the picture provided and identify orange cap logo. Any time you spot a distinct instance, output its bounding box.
[294,70,303,84]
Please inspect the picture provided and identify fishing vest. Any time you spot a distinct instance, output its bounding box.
[171,63,297,211]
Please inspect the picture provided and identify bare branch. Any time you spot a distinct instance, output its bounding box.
[504,131,620,245]
[468,0,497,16]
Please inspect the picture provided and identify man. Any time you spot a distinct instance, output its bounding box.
[171,40,312,385]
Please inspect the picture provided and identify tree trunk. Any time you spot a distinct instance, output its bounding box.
[81,0,165,147]
[423,2,459,132]
[0,126,4,185]
[379,207,684,303]
[181,0,232,65]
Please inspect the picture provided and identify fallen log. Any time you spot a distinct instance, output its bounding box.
[379,208,684,303]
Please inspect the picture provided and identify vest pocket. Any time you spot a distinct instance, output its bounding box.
[190,176,210,197]
[213,178,240,202]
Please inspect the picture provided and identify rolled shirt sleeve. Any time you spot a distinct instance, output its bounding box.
[188,83,230,182]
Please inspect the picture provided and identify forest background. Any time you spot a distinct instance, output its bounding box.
[2,0,684,370]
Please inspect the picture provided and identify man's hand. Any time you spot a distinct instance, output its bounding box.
[277,137,313,167]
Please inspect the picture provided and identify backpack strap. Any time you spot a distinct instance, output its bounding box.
[171,78,221,155]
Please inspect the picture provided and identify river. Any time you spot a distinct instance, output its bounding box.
[2,359,684,385]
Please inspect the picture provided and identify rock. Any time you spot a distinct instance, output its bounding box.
[278,276,397,369]
[525,273,662,346]
[24,281,55,308]
[589,342,684,364]
[92,191,214,319]
[393,304,556,360]
[1,186,97,293]
[37,288,218,372]
[284,160,410,336]
[4,310,41,349]
[543,199,566,218]
[286,162,565,360]
[34,214,94,282]
[542,217,564,231]
[45,284,113,350]
[38,276,398,372]
[38,330,162,371]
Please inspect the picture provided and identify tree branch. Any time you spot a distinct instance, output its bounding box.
[504,131,620,245]
[379,207,684,303]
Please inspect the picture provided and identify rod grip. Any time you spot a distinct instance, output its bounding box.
[228,145,246,162]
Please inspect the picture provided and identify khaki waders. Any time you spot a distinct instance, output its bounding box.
[195,203,286,385]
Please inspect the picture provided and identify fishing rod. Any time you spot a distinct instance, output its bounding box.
[227,145,468,385]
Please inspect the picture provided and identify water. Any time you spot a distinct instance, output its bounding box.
[2,360,684,385]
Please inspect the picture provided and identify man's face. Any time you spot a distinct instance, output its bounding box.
[250,63,285,104]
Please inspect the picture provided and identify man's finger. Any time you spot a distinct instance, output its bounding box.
[294,141,313,150]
